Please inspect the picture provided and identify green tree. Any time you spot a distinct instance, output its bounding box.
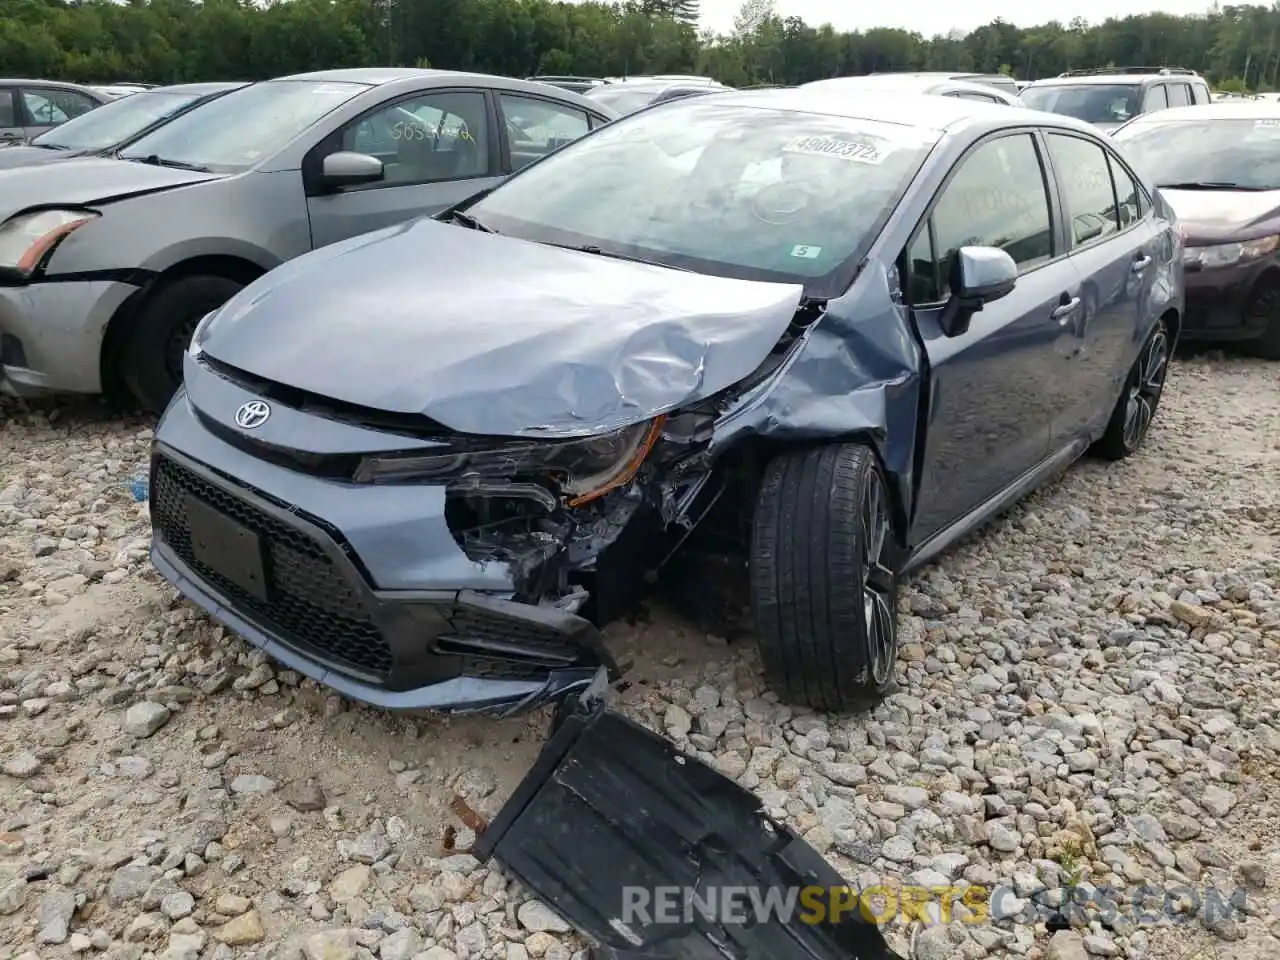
[0,0,1263,89]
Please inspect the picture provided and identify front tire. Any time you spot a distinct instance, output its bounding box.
[121,274,245,412]
[1093,314,1171,461]
[1248,284,1280,359]
[750,443,899,712]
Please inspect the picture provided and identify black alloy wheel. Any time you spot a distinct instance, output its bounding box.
[750,443,900,712]
[1094,315,1171,460]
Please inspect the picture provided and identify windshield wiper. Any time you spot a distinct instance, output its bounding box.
[127,154,212,172]
[562,244,693,272]
[1157,181,1269,191]
[32,142,69,151]
[446,210,495,233]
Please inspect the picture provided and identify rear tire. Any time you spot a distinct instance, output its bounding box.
[1093,314,1171,461]
[121,274,245,412]
[749,443,899,712]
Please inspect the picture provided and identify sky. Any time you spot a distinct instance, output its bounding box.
[696,0,1219,37]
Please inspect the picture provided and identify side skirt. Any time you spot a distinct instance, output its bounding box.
[903,438,1089,576]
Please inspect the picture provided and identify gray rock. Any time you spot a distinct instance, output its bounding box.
[37,885,77,944]
[2,750,43,778]
[1046,931,1089,960]
[229,773,276,794]
[123,701,171,737]
[517,899,572,933]
[160,891,195,920]
[379,927,422,960]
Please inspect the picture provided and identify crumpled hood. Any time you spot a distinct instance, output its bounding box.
[200,218,806,438]
[1161,188,1280,243]
[0,156,222,217]
[0,145,86,171]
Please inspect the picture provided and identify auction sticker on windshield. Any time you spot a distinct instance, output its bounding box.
[782,135,887,164]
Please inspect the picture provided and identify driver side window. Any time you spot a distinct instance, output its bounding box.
[906,133,1054,304]
[338,90,490,187]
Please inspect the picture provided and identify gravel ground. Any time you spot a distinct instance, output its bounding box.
[0,351,1277,960]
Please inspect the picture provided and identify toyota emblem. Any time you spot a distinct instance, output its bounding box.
[235,400,271,429]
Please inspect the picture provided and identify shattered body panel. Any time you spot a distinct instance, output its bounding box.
[475,686,905,960]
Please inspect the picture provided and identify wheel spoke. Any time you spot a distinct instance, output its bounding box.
[866,561,896,594]
[1123,391,1153,448]
[863,475,886,565]
[863,588,894,684]
[1142,334,1168,394]
[859,468,896,686]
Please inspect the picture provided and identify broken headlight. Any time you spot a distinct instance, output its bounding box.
[354,417,665,506]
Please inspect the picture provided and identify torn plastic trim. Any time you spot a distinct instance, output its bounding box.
[476,675,906,960]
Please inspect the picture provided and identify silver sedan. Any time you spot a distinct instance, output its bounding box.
[0,68,615,409]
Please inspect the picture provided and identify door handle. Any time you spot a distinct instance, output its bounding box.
[1051,297,1081,321]
[1131,255,1152,273]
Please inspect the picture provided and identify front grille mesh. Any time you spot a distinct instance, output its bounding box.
[151,457,394,678]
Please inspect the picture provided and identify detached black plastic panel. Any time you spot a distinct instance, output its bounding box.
[475,703,905,960]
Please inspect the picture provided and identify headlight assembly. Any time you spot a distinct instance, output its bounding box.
[354,417,666,506]
[0,208,99,279]
[1183,234,1280,270]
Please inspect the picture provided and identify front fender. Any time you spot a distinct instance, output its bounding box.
[711,261,924,536]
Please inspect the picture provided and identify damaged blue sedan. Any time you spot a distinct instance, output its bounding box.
[148,89,1182,715]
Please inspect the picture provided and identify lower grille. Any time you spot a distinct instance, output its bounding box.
[151,457,394,678]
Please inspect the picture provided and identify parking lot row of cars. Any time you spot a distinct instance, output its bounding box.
[1,62,1276,724]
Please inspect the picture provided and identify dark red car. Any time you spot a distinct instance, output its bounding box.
[1113,102,1280,357]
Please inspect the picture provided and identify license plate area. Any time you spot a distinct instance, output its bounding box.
[185,495,269,603]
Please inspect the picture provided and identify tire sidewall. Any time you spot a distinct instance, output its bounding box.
[123,275,244,412]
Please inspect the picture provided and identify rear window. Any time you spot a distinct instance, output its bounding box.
[1021,83,1143,124]
[586,85,664,115]
[971,76,1019,97]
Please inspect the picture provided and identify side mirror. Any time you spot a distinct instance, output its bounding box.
[940,246,1018,337]
[321,151,384,189]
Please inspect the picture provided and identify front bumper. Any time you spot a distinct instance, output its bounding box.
[1182,257,1279,342]
[149,390,613,715]
[0,278,138,396]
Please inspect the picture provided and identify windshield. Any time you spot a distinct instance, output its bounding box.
[466,100,938,294]
[1113,117,1280,189]
[118,80,366,171]
[31,90,206,152]
[586,85,665,115]
[1021,83,1142,124]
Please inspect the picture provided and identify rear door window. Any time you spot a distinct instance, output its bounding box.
[21,88,98,125]
[1107,154,1143,229]
[1046,133,1121,247]
[1167,83,1192,107]
[498,93,591,172]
